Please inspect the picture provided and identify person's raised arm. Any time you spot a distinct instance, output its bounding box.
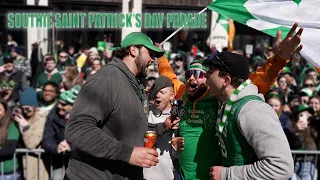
[155,43,186,99]
[250,23,303,95]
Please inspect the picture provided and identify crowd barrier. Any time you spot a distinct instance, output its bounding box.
[2,149,320,180]
[1,148,65,180]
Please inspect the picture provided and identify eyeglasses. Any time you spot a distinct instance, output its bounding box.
[304,84,315,88]
[43,89,56,93]
[208,51,232,73]
[185,70,205,79]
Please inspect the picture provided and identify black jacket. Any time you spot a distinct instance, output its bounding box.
[42,107,72,168]
[65,58,149,180]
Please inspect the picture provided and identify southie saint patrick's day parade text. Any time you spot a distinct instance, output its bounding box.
[7,12,208,29]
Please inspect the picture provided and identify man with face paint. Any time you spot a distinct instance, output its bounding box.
[64,32,165,180]
[13,87,49,180]
[156,23,303,180]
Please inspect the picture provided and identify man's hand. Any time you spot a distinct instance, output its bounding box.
[57,141,65,154]
[164,116,180,130]
[171,137,184,151]
[210,166,223,180]
[275,23,303,60]
[129,147,159,168]
[61,140,71,152]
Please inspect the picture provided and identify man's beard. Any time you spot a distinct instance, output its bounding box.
[135,53,147,78]
[187,83,208,101]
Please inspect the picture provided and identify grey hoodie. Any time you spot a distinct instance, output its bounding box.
[221,84,294,180]
[65,58,148,180]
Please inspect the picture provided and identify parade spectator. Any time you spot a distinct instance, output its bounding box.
[81,48,98,78]
[0,98,20,179]
[64,32,164,180]
[309,96,320,117]
[266,93,292,131]
[0,77,17,110]
[144,76,180,180]
[13,87,49,180]
[306,68,319,86]
[30,42,46,88]
[57,51,74,74]
[303,77,317,94]
[299,88,313,105]
[286,104,318,180]
[36,56,62,92]
[38,81,60,114]
[277,75,296,104]
[61,64,84,91]
[11,46,31,80]
[42,86,80,180]
[0,56,28,103]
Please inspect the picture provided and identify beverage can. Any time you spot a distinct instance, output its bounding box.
[144,131,157,149]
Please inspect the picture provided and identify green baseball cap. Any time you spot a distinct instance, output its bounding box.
[295,104,314,115]
[110,32,164,57]
[280,66,292,75]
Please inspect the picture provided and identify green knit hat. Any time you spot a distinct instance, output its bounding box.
[59,85,81,104]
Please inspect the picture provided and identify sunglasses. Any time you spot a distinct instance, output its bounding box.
[185,70,205,79]
[208,51,232,73]
[304,84,315,88]
[60,56,67,58]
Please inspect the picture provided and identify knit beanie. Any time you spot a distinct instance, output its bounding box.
[20,87,38,107]
[59,85,81,104]
[12,46,22,55]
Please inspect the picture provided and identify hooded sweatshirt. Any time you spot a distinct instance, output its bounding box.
[65,57,148,180]
[157,54,289,179]
[220,84,294,180]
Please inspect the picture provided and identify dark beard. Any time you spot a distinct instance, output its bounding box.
[135,53,147,78]
[187,84,208,101]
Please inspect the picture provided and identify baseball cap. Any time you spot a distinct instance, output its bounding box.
[202,51,250,79]
[295,104,314,116]
[110,32,164,57]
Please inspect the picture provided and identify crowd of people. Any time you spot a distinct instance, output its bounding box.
[0,23,319,180]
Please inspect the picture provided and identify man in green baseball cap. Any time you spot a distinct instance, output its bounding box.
[64,32,165,180]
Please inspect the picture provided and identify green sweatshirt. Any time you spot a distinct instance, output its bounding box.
[179,91,220,180]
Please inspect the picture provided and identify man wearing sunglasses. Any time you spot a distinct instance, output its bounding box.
[156,23,303,180]
[64,32,165,180]
[42,86,80,180]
